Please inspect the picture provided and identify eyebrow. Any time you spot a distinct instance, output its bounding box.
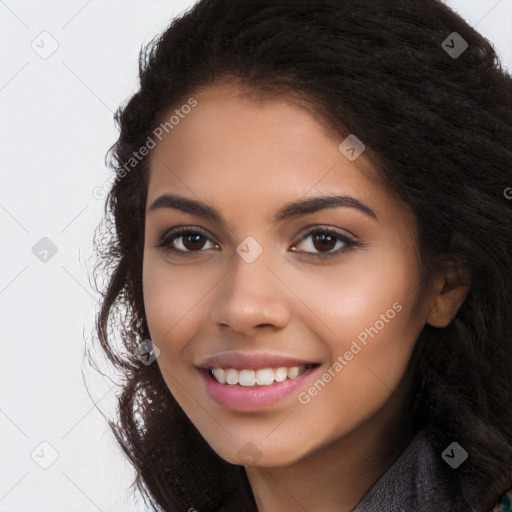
[147,193,378,227]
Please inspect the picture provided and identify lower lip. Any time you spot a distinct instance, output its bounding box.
[198,365,321,411]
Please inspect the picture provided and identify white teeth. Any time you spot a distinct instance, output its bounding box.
[212,368,226,384]
[225,368,238,385]
[210,365,309,386]
[274,367,288,382]
[287,366,300,379]
[239,370,256,387]
[256,368,274,385]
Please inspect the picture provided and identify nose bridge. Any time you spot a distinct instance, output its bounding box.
[210,239,292,331]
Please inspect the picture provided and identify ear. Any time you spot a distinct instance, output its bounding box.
[426,265,471,328]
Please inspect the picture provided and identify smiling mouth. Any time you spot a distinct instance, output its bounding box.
[206,363,321,387]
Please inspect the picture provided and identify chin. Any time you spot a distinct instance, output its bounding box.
[207,438,311,468]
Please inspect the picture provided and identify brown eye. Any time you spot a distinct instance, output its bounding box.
[291,227,360,260]
[311,232,337,252]
[157,228,218,255]
[181,233,207,251]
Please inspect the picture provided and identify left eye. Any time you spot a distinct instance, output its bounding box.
[291,228,359,259]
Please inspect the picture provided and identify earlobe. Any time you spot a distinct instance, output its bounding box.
[426,267,471,328]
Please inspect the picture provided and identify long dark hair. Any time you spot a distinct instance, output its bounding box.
[90,1,512,510]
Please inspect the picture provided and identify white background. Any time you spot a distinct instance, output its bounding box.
[0,1,510,511]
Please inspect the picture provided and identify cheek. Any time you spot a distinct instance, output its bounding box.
[304,312,418,435]
[293,245,421,386]
[142,256,209,354]
[142,257,208,408]
[294,243,419,340]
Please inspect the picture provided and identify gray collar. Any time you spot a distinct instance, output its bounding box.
[352,429,442,512]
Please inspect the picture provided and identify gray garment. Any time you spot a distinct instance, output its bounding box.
[352,429,442,512]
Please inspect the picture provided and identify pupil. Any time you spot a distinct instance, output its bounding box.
[313,233,336,252]
[184,233,205,250]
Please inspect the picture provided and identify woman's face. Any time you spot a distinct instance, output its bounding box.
[142,83,433,467]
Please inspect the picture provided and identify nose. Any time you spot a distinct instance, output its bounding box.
[208,251,293,335]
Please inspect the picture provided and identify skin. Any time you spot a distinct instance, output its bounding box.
[142,82,470,512]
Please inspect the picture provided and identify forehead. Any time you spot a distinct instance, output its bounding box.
[146,83,411,227]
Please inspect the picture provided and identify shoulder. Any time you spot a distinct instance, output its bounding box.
[491,490,512,511]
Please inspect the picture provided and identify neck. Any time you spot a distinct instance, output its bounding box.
[245,374,415,512]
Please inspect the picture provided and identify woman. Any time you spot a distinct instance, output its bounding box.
[91,0,512,510]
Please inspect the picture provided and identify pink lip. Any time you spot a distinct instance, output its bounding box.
[198,365,322,411]
[198,351,319,370]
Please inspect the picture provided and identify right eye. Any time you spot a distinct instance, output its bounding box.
[156,227,219,256]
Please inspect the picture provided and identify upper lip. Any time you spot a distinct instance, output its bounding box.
[198,351,320,370]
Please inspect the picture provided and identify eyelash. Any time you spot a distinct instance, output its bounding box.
[156,226,362,260]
